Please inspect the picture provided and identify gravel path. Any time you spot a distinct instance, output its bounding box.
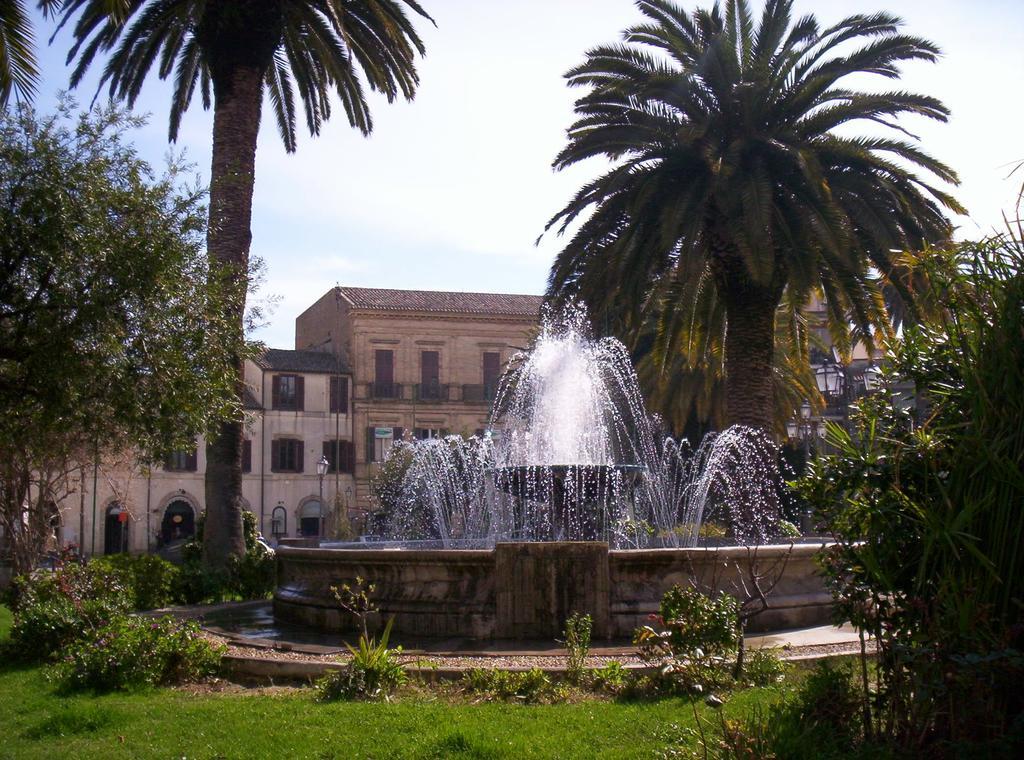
[205,631,870,672]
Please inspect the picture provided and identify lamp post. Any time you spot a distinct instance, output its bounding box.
[862,362,883,392]
[316,455,329,537]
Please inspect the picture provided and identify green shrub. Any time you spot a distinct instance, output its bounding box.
[91,554,181,611]
[315,617,406,701]
[635,585,739,692]
[53,615,223,692]
[562,612,592,685]
[8,561,131,662]
[461,668,560,703]
[743,648,788,687]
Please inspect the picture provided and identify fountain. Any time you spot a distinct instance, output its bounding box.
[274,305,831,639]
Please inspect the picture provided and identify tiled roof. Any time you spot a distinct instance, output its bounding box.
[255,348,349,374]
[242,386,262,410]
[337,286,544,317]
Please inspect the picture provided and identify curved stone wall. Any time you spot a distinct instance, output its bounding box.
[274,541,832,640]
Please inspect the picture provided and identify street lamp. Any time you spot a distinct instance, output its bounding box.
[862,363,883,392]
[814,356,846,398]
[316,455,329,537]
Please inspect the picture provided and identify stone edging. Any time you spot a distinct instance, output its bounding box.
[219,648,862,684]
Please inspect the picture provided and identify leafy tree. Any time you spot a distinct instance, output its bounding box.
[546,0,961,431]
[801,231,1024,748]
[54,0,434,568]
[0,100,239,575]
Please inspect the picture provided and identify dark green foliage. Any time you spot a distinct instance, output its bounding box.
[7,560,130,662]
[57,1,434,150]
[799,235,1024,749]
[91,554,181,611]
[315,618,406,701]
[180,510,275,602]
[52,615,223,692]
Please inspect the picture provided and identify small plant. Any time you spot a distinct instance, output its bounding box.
[462,668,560,703]
[561,611,592,684]
[591,661,629,694]
[743,648,788,687]
[331,576,377,640]
[53,615,223,692]
[316,617,406,701]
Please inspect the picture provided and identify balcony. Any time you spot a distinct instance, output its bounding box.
[461,384,497,404]
[414,382,451,402]
[370,382,403,400]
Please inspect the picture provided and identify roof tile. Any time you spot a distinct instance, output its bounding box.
[337,286,543,317]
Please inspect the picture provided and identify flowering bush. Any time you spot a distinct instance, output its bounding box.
[53,615,223,692]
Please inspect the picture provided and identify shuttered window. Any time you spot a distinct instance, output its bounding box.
[483,352,500,398]
[271,374,304,411]
[323,440,355,473]
[270,439,304,472]
[165,448,198,472]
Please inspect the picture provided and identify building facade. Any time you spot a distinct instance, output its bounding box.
[296,286,543,511]
[45,348,354,557]
[38,287,541,557]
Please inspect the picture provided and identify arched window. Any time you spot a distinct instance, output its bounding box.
[161,499,195,544]
[271,505,288,539]
[299,500,323,537]
[104,503,129,554]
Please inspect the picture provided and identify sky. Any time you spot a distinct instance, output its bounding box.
[25,0,1024,348]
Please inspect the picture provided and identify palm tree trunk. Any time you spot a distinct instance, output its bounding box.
[710,235,784,433]
[202,65,263,571]
[722,290,777,431]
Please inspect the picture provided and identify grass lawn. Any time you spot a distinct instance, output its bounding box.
[0,604,788,759]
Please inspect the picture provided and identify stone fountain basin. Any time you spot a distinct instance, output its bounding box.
[274,541,833,640]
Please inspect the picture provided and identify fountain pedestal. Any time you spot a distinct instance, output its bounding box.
[494,541,610,639]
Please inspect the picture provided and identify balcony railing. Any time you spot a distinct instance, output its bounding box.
[370,382,403,400]
[461,384,497,403]
[414,382,450,401]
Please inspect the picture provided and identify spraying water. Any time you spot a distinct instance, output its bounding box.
[370,304,784,548]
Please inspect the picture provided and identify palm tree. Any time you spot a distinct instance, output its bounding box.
[546,0,962,432]
[56,0,433,567]
[0,0,56,104]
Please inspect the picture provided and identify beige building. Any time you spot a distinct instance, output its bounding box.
[40,287,541,556]
[49,347,354,557]
[296,287,543,511]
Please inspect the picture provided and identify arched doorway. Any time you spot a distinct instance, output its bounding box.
[44,501,62,553]
[104,503,129,554]
[161,499,195,544]
[299,500,323,537]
